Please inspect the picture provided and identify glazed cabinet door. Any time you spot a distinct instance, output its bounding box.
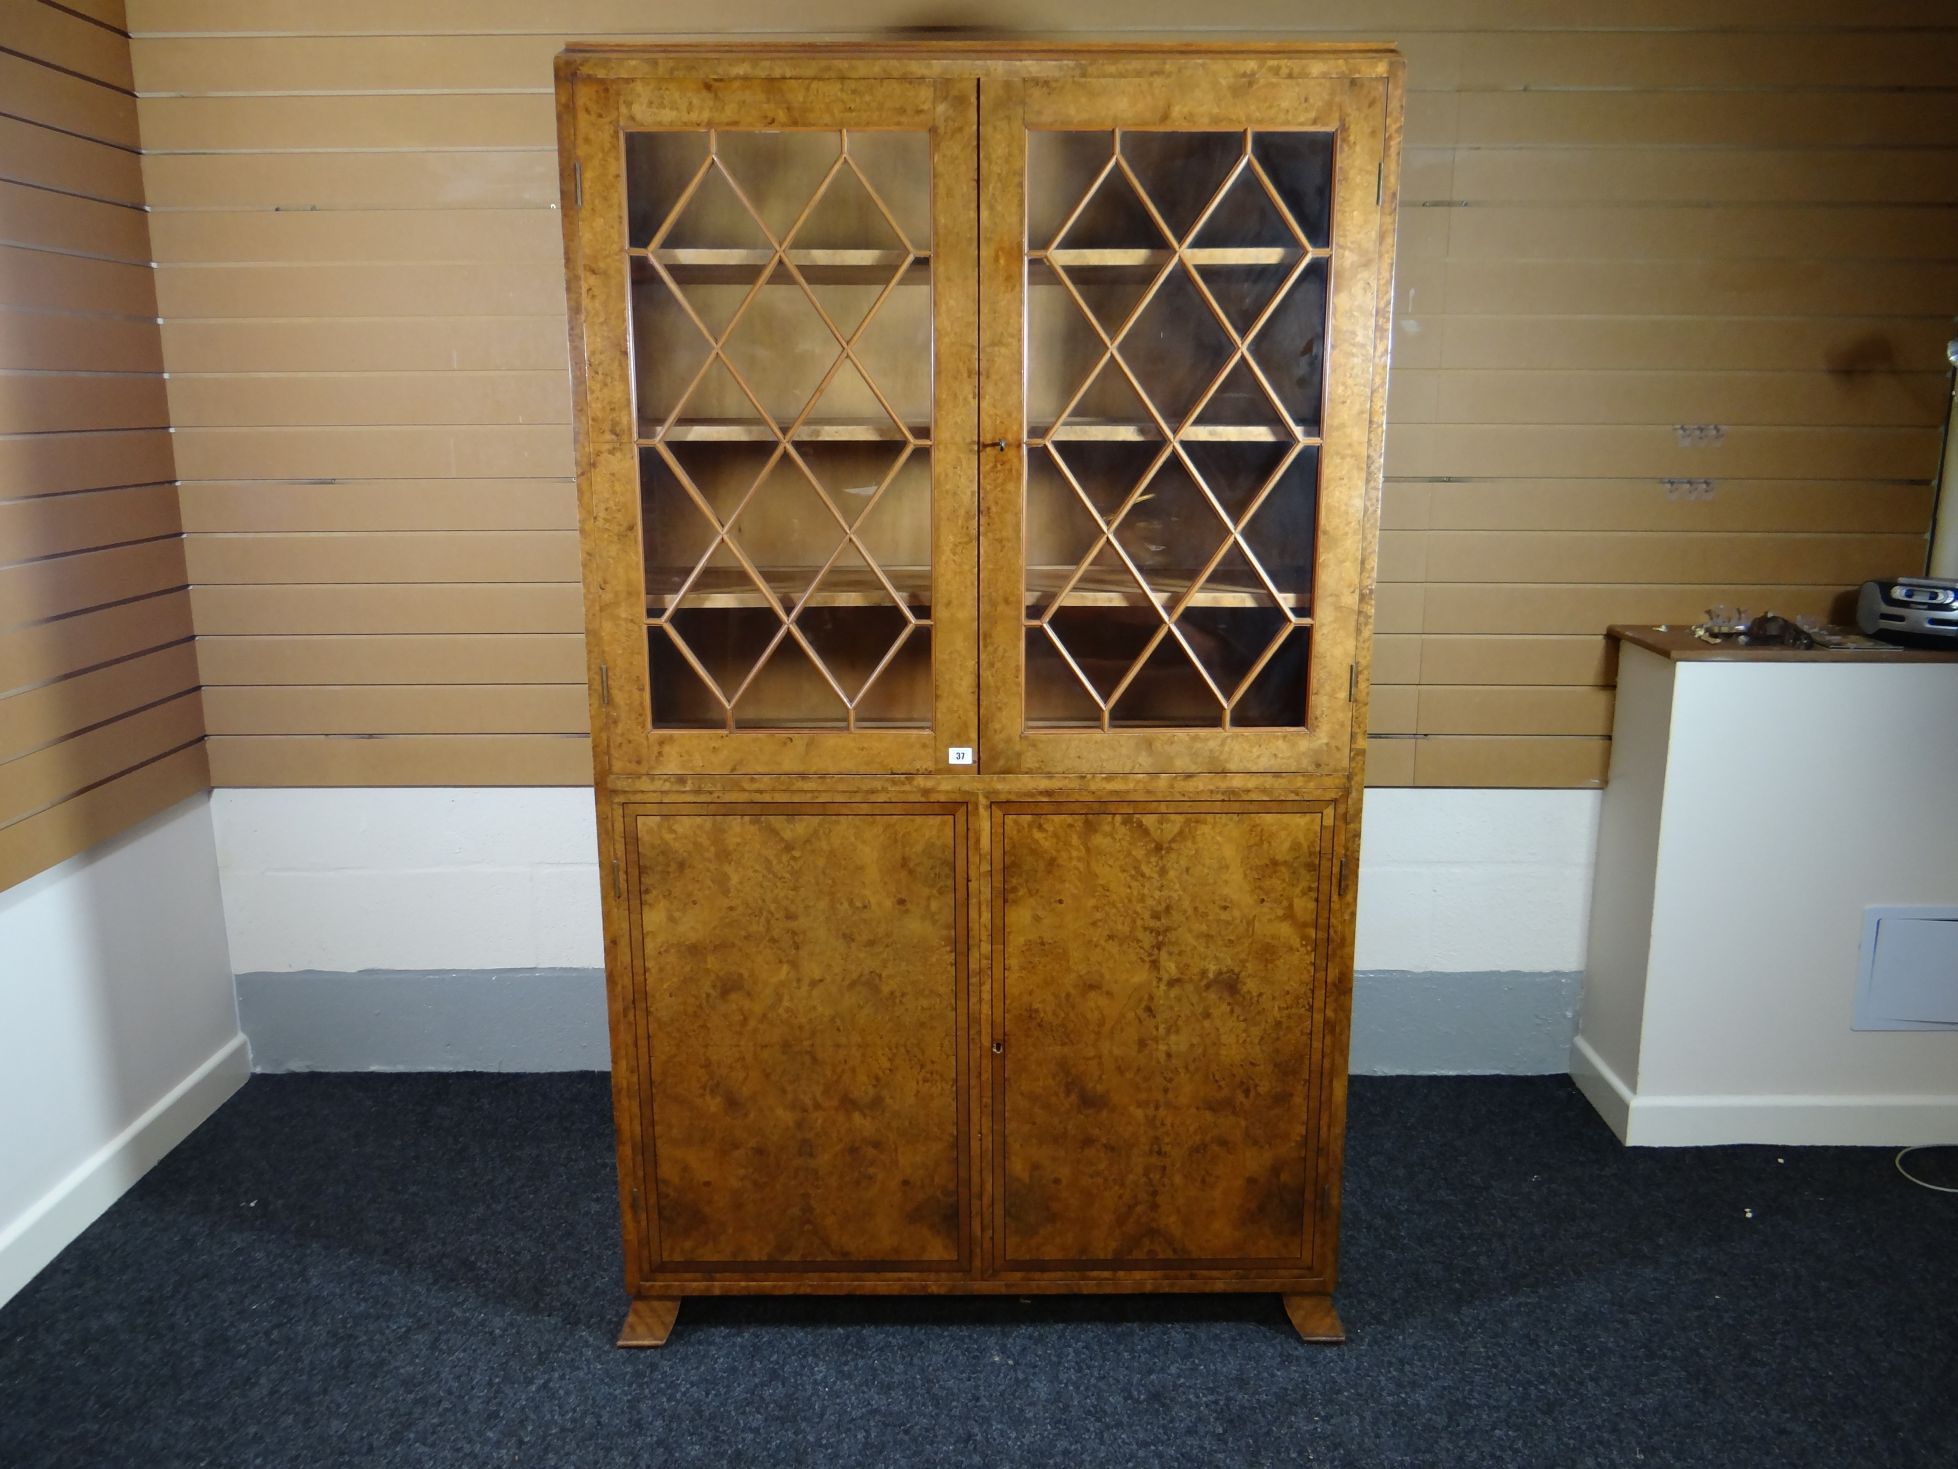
[977,71,1396,775]
[562,75,978,776]
[990,800,1339,1276]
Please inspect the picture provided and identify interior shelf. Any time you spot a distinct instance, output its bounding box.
[1039,246,1298,267]
[1028,563,1308,612]
[643,564,1306,614]
[645,420,929,443]
[637,248,928,286]
[647,564,932,613]
[1038,422,1297,443]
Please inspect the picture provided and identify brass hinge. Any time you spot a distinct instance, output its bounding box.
[599,662,610,706]
[573,159,584,208]
[1347,663,1357,701]
[1376,163,1383,205]
[1338,852,1348,894]
[612,857,623,897]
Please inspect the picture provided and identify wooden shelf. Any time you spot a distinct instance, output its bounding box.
[643,563,1307,613]
[1039,422,1297,443]
[647,565,931,613]
[645,420,928,443]
[1029,564,1308,612]
[637,248,928,286]
[1039,246,1299,269]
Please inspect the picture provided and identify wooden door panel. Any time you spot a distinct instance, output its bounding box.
[993,801,1334,1268]
[628,801,970,1269]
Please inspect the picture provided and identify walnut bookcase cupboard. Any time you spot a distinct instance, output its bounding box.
[554,42,1403,1348]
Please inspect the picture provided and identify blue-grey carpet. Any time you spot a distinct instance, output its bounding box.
[1,1075,1952,1468]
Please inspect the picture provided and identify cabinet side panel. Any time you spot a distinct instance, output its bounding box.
[995,802,1329,1269]
[630,803,968,1269]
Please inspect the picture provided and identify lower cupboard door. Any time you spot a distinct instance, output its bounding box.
[993,801,1336,1272]
[625,801,972,1274]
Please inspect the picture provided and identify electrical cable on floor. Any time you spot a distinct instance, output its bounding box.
[1894,1146,1958,1194]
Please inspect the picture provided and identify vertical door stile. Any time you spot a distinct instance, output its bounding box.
[932,79,983,766]
[976,79,1028,776]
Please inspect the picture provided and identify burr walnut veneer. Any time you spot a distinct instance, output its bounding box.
[554,42,1404,1347]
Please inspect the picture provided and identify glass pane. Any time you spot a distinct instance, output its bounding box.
[733,634,847,730]
[1110,454,1231,608]
[854,625,932,727]
[1252,132,1335,248]
[709,131,840,242]
[626,132,710,248]
[1247,258,1329,432]
[628,126,933,733]
[1026,127,1333,734]
[1025,627,1102,729]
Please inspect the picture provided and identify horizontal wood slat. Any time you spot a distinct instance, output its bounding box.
[148,209,560,265]
[1418,148,1958,208]
[164,371,571,428]
[142,150,557,210]
[0,427,174,499]
[0,310,168,372]
[168,426,573,481]
[1391,369,1949,429]
[0,482,181,561]
[1384,425,1942,482]
[157,318,568,373]
[125,7,1958,790]
[136,93,558,151]
[124,27,1958,95]
[1392,317,1958,375]
[1381,531,1922,586]
[0,180,151,264]
[0,590,193,693]
[182,530,581,584]
[1383,481,1934,534]
[0,690,202,828]
[177,479,575,532]
[195,634,586,685]
[0,536,189,626]
[155,262,566,317]
[0,743,208,895]
[0,51,140,147]
[0,642,199,763]
[121,0,1958,35]
[1385,584,1864,636]
[1397,258,1958,319]
[8,1,137,89]
[188,583,583,635]
[202,732,591,786]
[0,114,145,206]
[201,682,589,735]
[0,246,159,317]
[0,371,171,435]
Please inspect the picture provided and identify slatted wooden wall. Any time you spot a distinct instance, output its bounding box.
[1,0,206,890]
[126,1,1957,790]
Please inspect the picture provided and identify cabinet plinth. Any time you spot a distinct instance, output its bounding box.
[557,42,1403,1341]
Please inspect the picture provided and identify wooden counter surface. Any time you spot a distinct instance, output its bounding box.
[1609,624,1958,665]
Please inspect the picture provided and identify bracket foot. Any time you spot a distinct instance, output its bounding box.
[617,1297,682,1348]
[1281,1293,1346,1344]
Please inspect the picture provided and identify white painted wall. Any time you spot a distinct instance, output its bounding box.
[1356,787,1599,974]
[213,787,605,973]
[1574,647,1958,1146]
[212,784,1599,976]
[0,795,246,1306]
